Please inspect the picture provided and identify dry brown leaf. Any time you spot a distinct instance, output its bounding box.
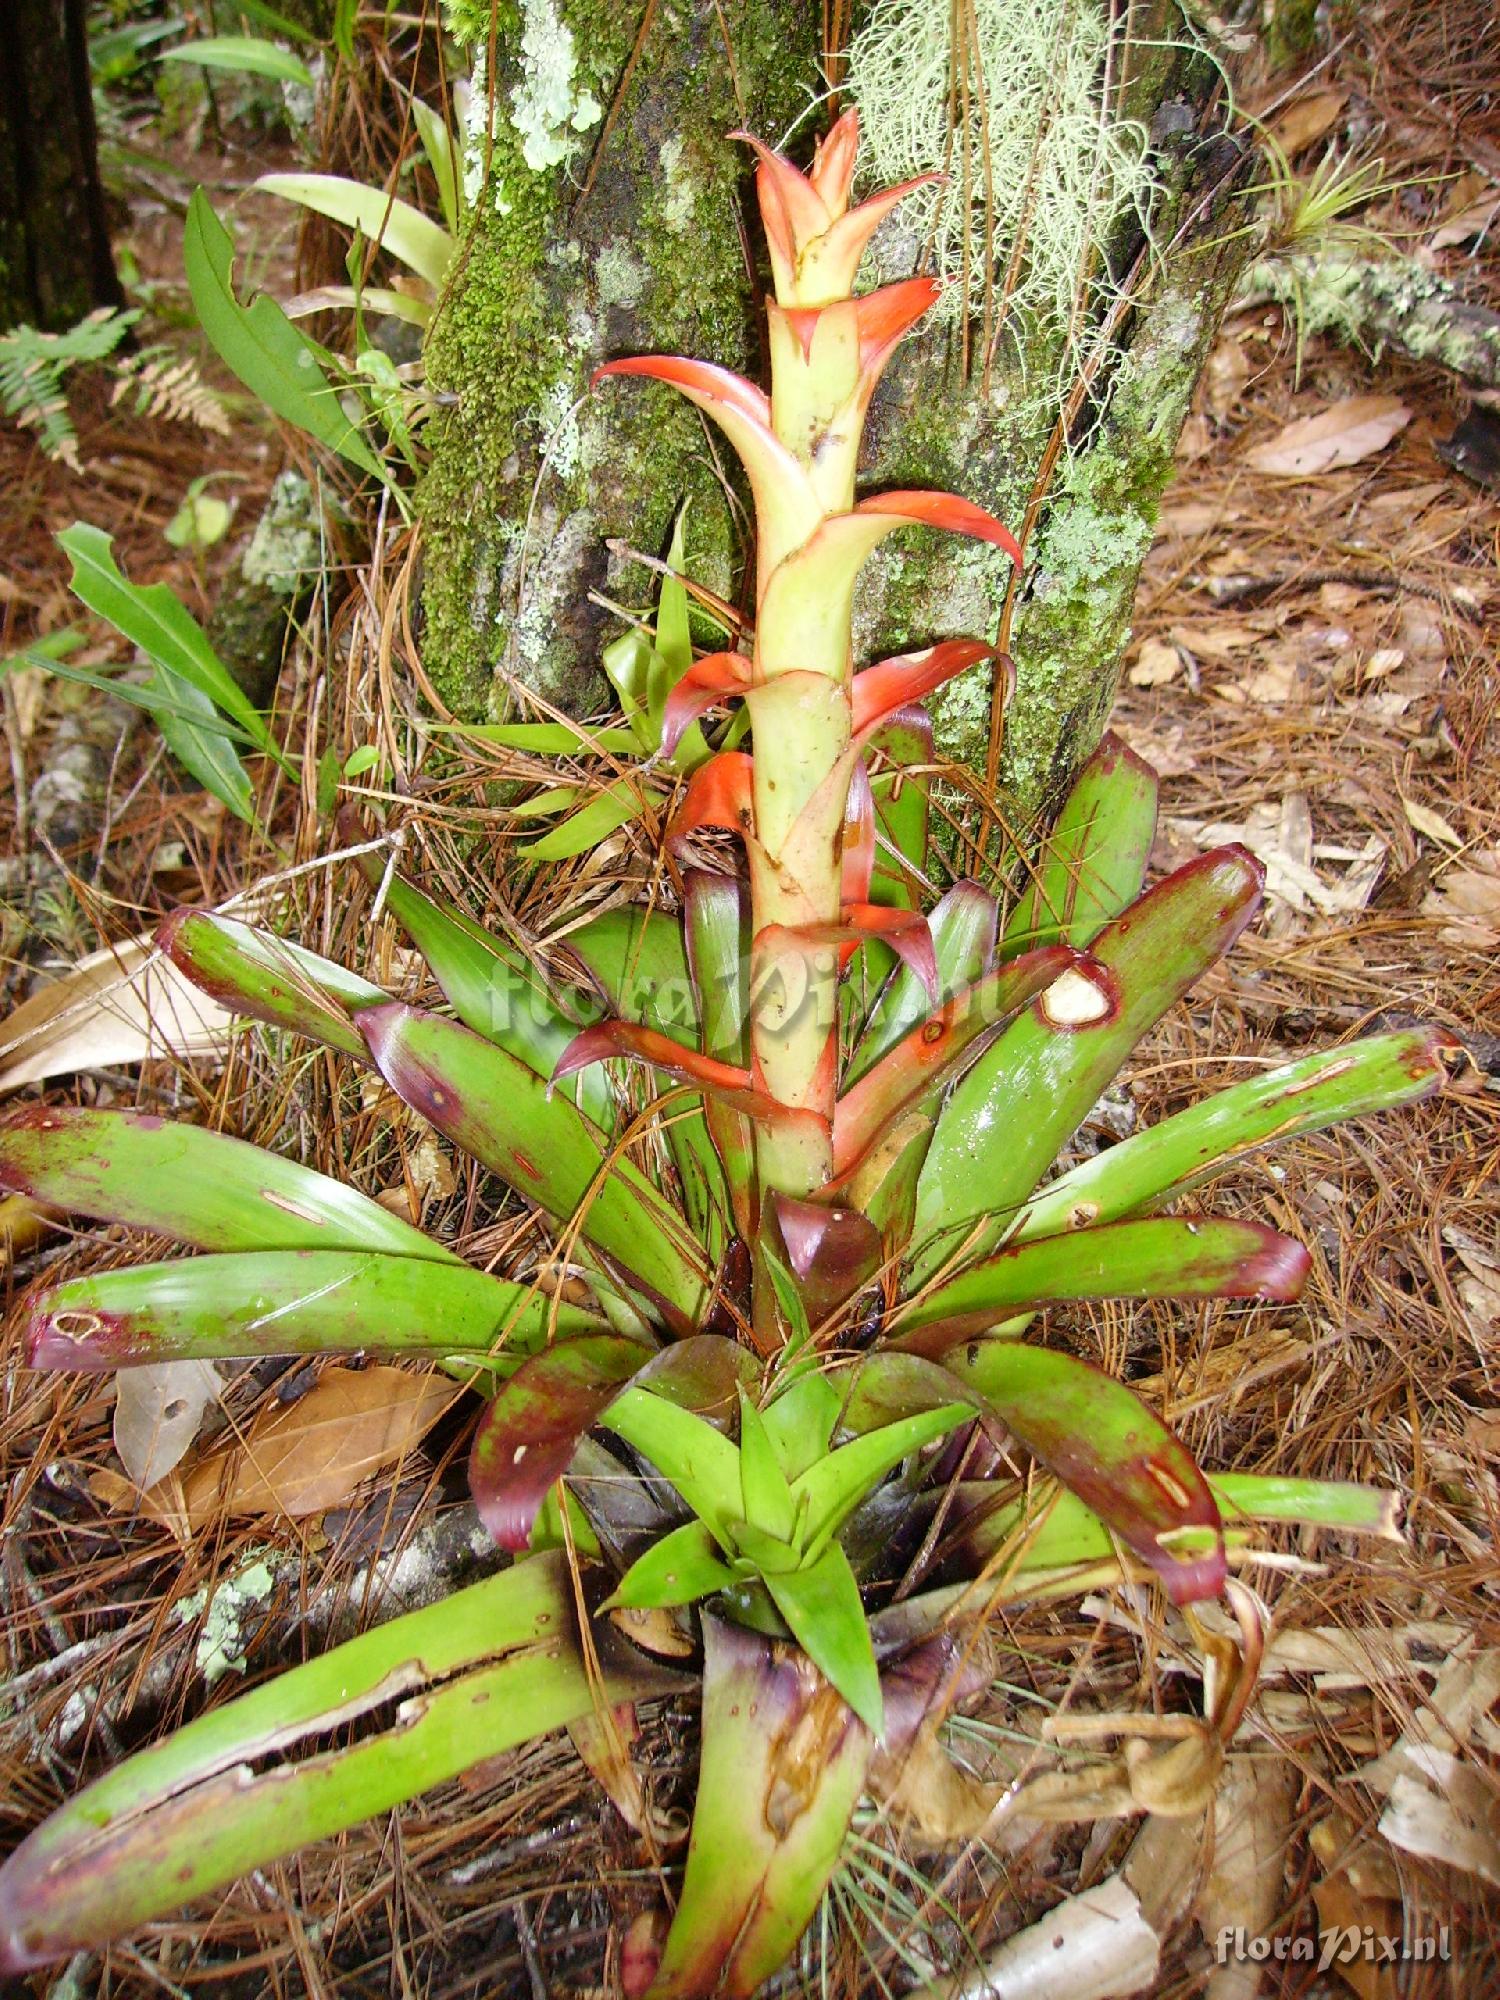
[1402,795,1463,849]
[181,1365,458,1523]
[1114,721,1196,778]
[0,936,234,1091]
[114,1360,222,1489]
[1197,1758,1296,2000]
[1443,1226,1500,1336]
[1269,87,1347,157]
[1167,620,1260,662]
[1154,498,1223,540]
[1203,334,1251,422]
[1245,396,1411,477]
[89,1466,194,1544]
[1420,849,1500,948]
[1431,181,1500,250]
[1174,801,1385,920]
[911,1874,1159,2000]
[1128,636,1183,688]
[1311,1874,1404,2000]
[1379,1759,1500,1886]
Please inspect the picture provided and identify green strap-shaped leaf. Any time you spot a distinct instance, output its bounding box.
[159,34,314,85]
[936,1339,1225,1604]
[519,776,647,859]
[600,1385,744,1548]
[738,1389,797,1542]
[358,1004,710,1328]
[369,868,613,1127]
[160,909,385,1058]
[644,1615,870,2000]
[865,707,932,911]
[792,1403,972,1559]
[256,174,454,290]
[148,669,257,824]
[0,1554,684,1974]
[449,719,638,754]
[566,899,730,1253]
[24,1250,597,1370]
[1000,731,1158,959]
[0,1105,456,1260]
[411,96,461,234]
[183,189,385,481]
[896,1214,1310,1340]
[1017,1026,1455,1241]
[58,523,283,763]
[563,905,698,1045]
[609,1517,737,1609]
[911,846,1265,1280]
[764,1541,882,1734]
[956,1469,1402,1575]
[762,1366,843,1480]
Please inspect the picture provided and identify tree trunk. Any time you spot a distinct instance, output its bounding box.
[417,0,820,720]
[419,0,1257,821]
[0,0,122,331]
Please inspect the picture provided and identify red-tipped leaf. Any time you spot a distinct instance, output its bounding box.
[670,750,755,844]
[929,1339,1227,1603]
[851,640,998,742]
[660,651,754,758]
[833,946,1110,1177]
[468,1334,655,1550]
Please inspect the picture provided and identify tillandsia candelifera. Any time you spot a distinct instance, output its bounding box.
[0,113,1453,1991]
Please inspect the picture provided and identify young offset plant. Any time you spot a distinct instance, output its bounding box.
[0,114,1452,1993]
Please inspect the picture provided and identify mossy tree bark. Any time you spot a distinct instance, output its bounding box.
[419,0,1256,823]
[417,0,819,719]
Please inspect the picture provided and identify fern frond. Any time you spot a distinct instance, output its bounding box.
[112,346,232,436]
[0,307,140,469]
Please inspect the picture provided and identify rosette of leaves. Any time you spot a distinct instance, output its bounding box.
[0,114,1453,1993]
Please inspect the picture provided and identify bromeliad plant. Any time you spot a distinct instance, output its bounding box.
[0,114,1452,1990]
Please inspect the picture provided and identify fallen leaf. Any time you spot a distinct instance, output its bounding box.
[1174,803,1387,919]
[1128,636,1184,687]
[1234,658,1302,705]
[0,935,234,1091]
[1154,499,1223,540]
[1443,1225,1500,1334]
[1203,334,1251,423]
[1311,1873,1404,2000]
[1402,796,1463,849]
[1176,413,1213,463]
[1431,184,1500,250]
[89,1466,193,1544]
[409,1133,456,1201]
[1397,601,1447,661]
[1246,396,1411,478]
[1167,620,1261,662]
[1197,1758,1297,2000]
[115,1359,222,1489]
[182,1365,458,1523]
[1115,721,1196,778]
[1379,1757,1500,1885]
[1356,1650,1500,1885]
[1269,87,1346,157]
[910,1873,1159,2000]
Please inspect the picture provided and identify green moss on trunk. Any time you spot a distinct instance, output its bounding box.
[418,0,817,717]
